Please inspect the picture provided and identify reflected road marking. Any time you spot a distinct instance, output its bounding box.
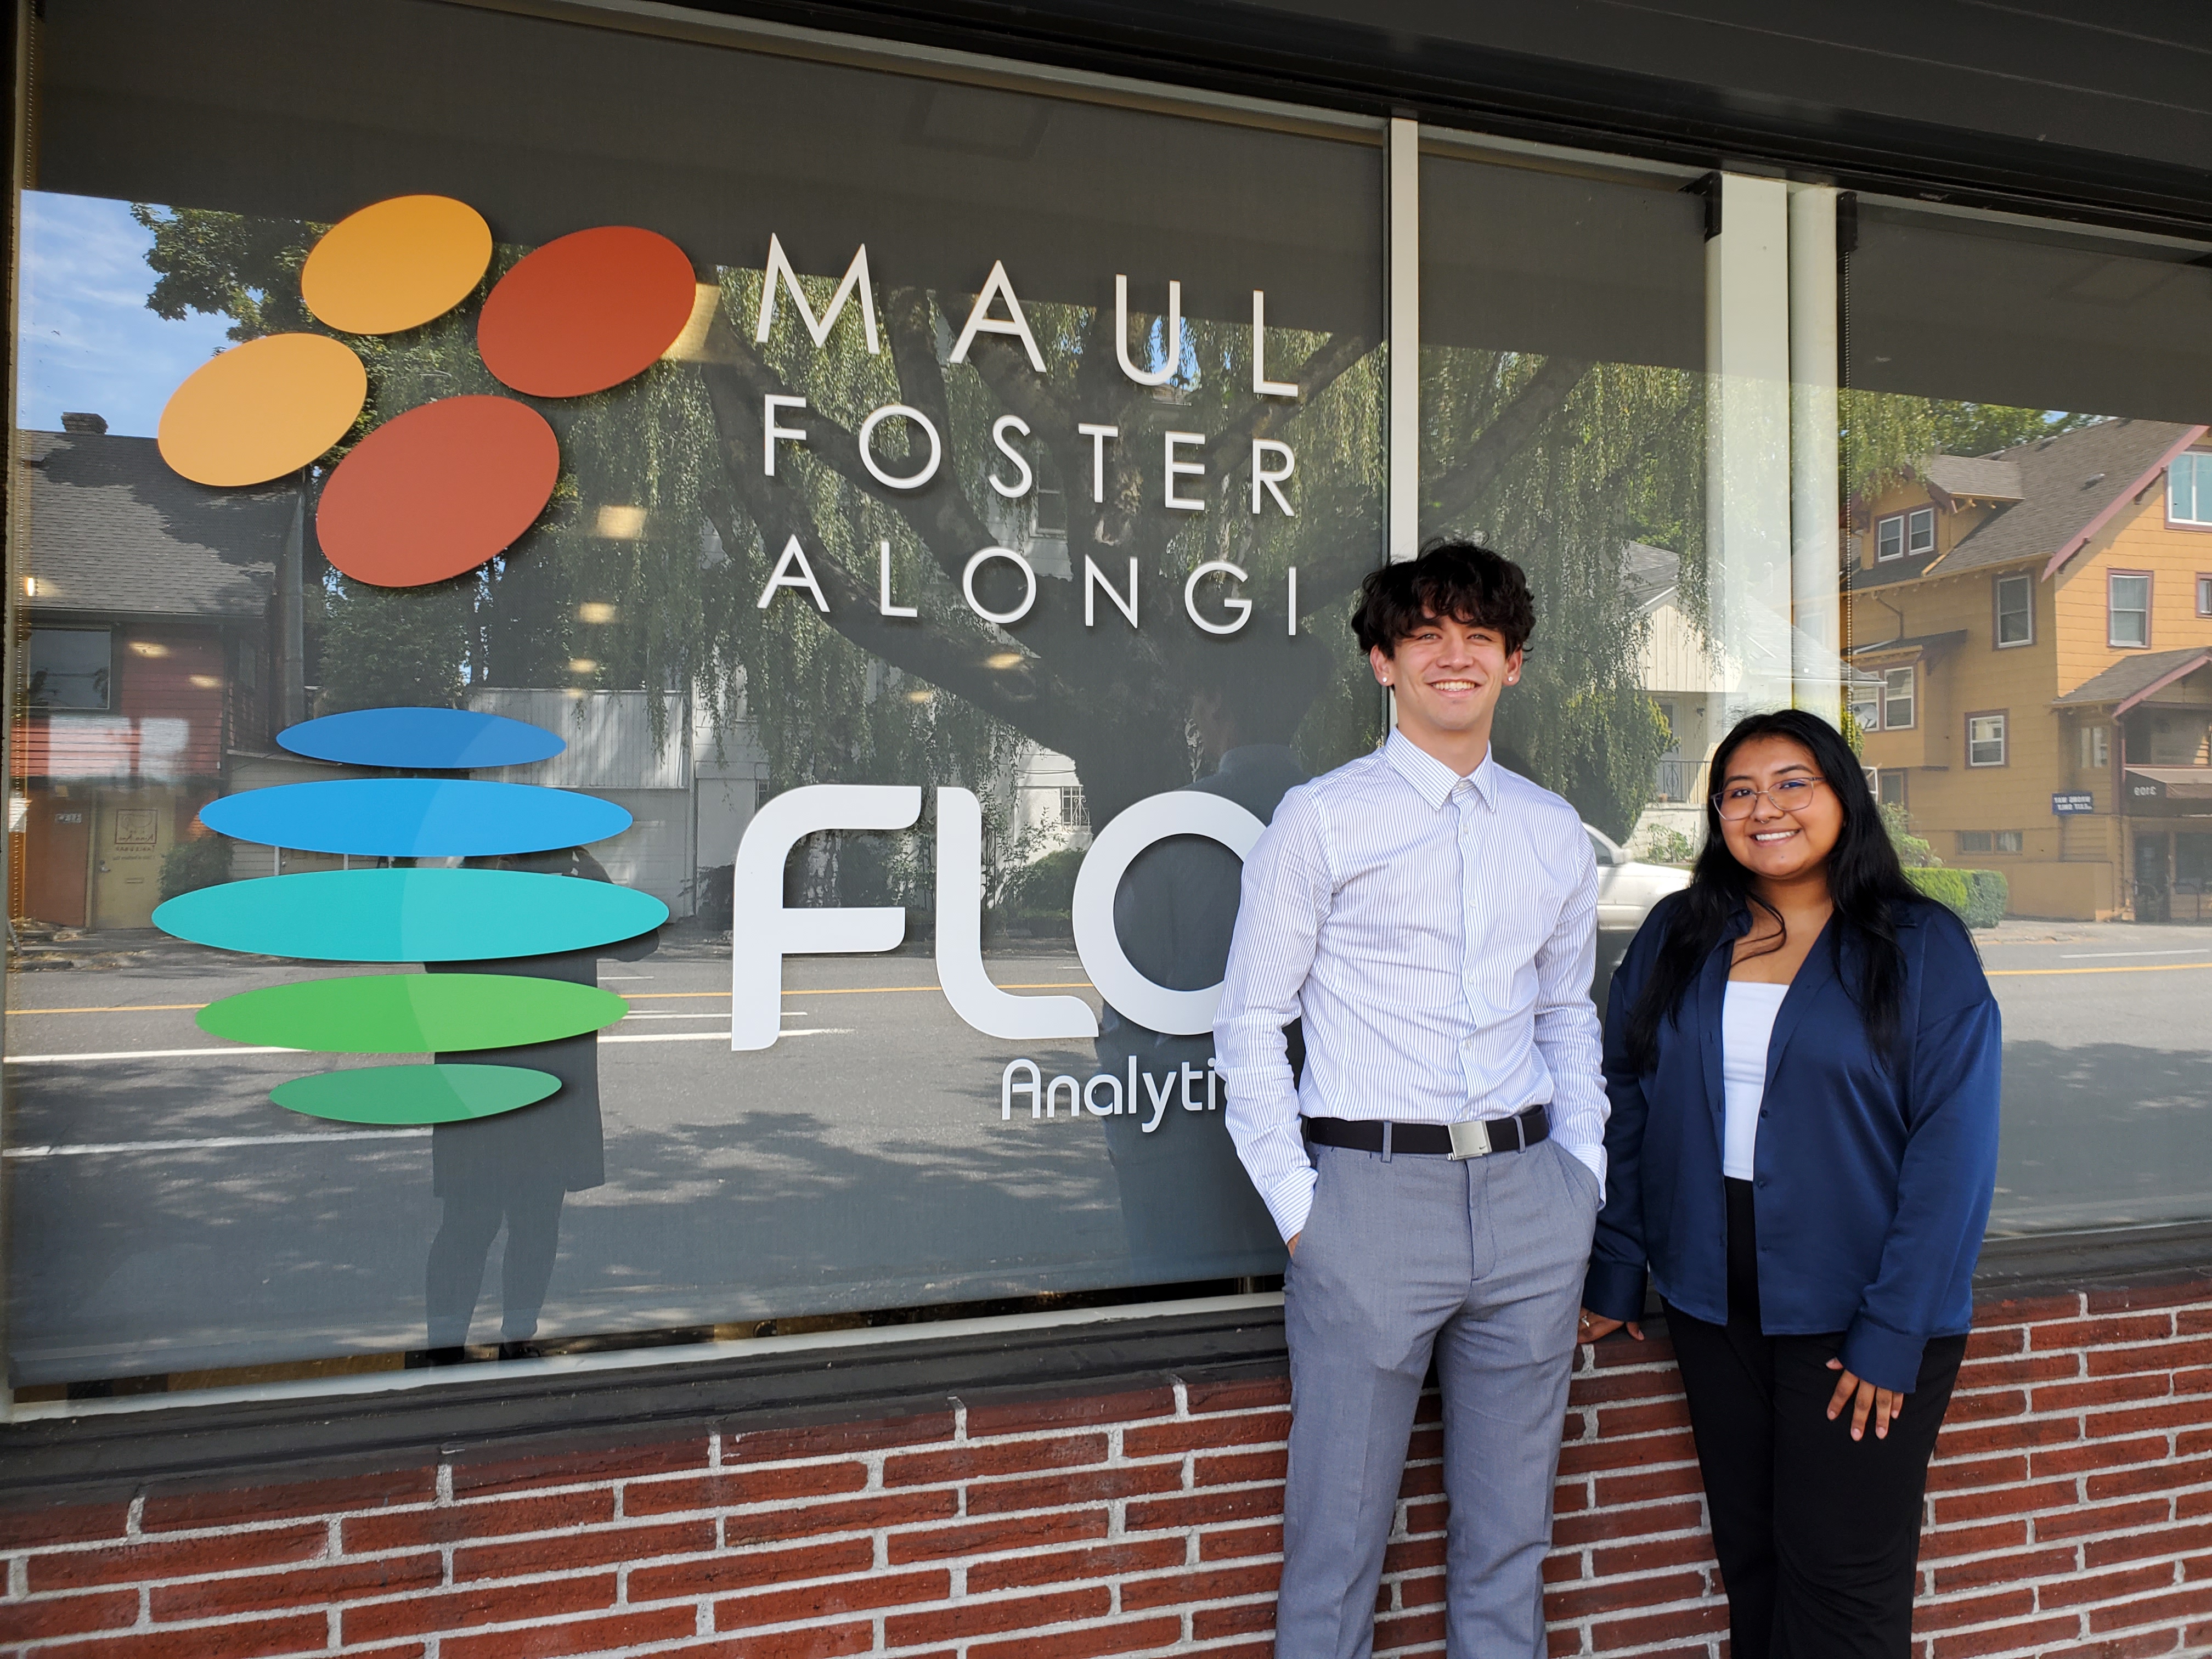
[5,1130,430,1158]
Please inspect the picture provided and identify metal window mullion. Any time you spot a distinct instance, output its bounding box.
[1387,116,1419,566]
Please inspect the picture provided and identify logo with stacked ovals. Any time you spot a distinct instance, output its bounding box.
[154,708,668,1124]
[150,198,692,1123]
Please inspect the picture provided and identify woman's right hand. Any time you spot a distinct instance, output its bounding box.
[1578,1307,1643,1344]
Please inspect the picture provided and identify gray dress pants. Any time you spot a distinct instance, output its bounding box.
[1280,1135,1602,1659]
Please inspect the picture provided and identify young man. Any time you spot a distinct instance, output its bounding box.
[1215,542,1607,1659]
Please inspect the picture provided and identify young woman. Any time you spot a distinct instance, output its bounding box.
[1579,709,2000,1659]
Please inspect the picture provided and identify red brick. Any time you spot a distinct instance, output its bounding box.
[1194,1602,1277,1640]
[2031,1314,2177,1351]
[2040,1634,2182,1659]
[884,1434,1108,1487]
[1196,1448,1288,1487]
[1593,1466,1706,1508]
[1591,1335,1675,1368]
[968,1539,1187,1594]
[965,1465,1182,1517]
[2087,1338,2212,1378]
[2089,1587,2212,1633]
[1202,1523,1283,1561]
[1406,1427,1444,1463]
[2038,1561,2181,1610]
[1931,1546,2078,1593]
[1125,1487,1283,1532]
[624,1461,869,1515]
[1925,1453,2030,1492]
[2034,1499,2173,1543]
[2185,1428,2212,1457]
[2181,1307,2212,1336]
[1546,1571,1707,1622]
[716,1568,950,1629]
[455,1519,714,1582]
[343,1488,611,1553]
[1557,1430,1698,1476]
[724,1490,958,1546]
[1961,1325,2027,1359]
[1121,1561,1279,1610]
[1122,1412,1291,1458]
[342,1573,615,1643]
[1934,1417,2083,1457]
[140,1469,437,1531]
[1551,1499,1705,1548]
[2084,1282,2212,1315]
[1383,1536,1446,1575]
[2179,1368,2212,1396]
[1567,1369,1688,1405]
[887,1588,1109,1646]
[0,1590,139,1642]
[1538,1553,1582,1587]
[1953,1353,2081,1390]
[448,1438,703,1498]
[678,1620,873,1658]
[1397,1463,1444,1500]
[1586,1601,1729,1650]
[2088,1400,2212,1437]
[2089,1458,2212,1500]
[1401,1566,1449,1604]
[1594,1399,1694,1437]
[631,1537,876,1602]
[1372,1607,1446,1651]
[0,1501,129,1550]
[1918,1519,2028,1561]
[1909,1586,2034,1632]
[1981,1293,2081,1323]
[889,1509,1108,1566]
[964,1387,1177,1435]
[2086,1522,2212,1568]
[1931,1481,2079,1524]
[969,1616,1185,1659]
[1941,1389,2029,1424]
[1928,1616,2084,1658]
[443,1607,700,1659]
[2030,1435,2172,1477]
[1590,1535,1718,1577]
[28,1525,327,1593]
[2185,1489,2212,1520]
[1184,1376,1291,1414]
[726,1412,956,1462]
[33,1612,330,1659]
[150,1551,442,1620]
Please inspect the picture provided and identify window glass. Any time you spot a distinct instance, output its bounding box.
[26,628,111,709]
[1876,515,1904,561]
[7,0,1385,1386]
[1878,770,1907,808]
[2197,574,2211,616]
[1843,196,2212,1232]
[1418,144,1706,1012]
[1882,666,1916,729]
[1906,507,1936,555]
[2109,573,2152,646]
[1995,573,2033,647]
[1847,678,1881,733]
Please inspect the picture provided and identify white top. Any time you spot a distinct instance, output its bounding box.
[1720,980,1790,1180]
[1213,730,1606,1242]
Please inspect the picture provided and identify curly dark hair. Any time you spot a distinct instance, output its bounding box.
[1351,540,1537,658]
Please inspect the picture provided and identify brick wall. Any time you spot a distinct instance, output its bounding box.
[2,1280,2209,1659]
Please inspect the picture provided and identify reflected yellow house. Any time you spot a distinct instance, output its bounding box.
[1847,420,2212,920]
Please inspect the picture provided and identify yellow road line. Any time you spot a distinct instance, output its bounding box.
[5,1002,211,1015]
[1986,961,2212,978]
[8,982,1097,1015]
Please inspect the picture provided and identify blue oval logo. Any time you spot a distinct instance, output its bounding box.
[154,869,668,962]
[201,779,629,857]
[278,707,565,770]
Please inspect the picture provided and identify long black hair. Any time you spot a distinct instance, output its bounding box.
[1625,709,1923,1070]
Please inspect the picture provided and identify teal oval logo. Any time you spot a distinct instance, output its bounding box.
[200,778,630,857]
[270,1063,561,1125]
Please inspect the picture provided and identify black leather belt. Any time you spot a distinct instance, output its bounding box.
[1303,1104,1550,1160]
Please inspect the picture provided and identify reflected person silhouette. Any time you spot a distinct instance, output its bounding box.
[420,845,656,1359]
[1094,636,1327,1284]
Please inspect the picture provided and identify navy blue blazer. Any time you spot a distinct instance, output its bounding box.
[1582,893,2001,1392]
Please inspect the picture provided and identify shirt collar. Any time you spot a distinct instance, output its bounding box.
[1384,729,1498,810]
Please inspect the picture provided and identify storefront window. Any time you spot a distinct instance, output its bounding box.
[5,0,1384,1385]
[1842,196,2212,1231]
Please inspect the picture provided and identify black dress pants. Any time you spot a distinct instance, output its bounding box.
[1663,1179,1967,1659]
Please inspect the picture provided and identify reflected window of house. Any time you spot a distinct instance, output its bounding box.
[26,628,111,710]
[1882,666,1916,729]
[1995,573,2034,647]
[753,777,775,812]
[2108,572,2152,647]
[1958,828,2024,854]
[1877,769,1907,808]
[1906,506,1936,556]
[2197,573,2211,616]
[2079,723,2110,770]
[1968,712,2008,767]
[1875,514,1905,561]
[1057,786,1088,828]
[1847,679,1880,732]
[2169,451,2212,526]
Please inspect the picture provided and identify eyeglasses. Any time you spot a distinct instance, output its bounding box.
[1712,777,1826,821]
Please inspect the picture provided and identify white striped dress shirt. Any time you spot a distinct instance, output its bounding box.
[1214,729,1608,1241]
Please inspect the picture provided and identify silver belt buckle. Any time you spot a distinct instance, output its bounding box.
[1447,1119,1493,1160]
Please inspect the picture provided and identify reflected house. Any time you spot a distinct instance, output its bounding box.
[1846,421,2212,921]
[9,417,295,930]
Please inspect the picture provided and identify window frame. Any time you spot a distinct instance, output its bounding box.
[1882,665,1916,731]
[2079,723,2110,771]
[1966,709,2010,769]
[2168,451,2212,529]
[1994,572,2034,649]
[2198,573,2211,618]
[2107,569,2153,649]
[1875,513,1905,562]
[24,625,114,712]
[1906,505,1936,556]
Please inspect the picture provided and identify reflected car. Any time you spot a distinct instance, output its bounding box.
[1587,823,1691,1013]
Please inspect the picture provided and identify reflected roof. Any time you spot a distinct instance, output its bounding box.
[2052,646,2211,712]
